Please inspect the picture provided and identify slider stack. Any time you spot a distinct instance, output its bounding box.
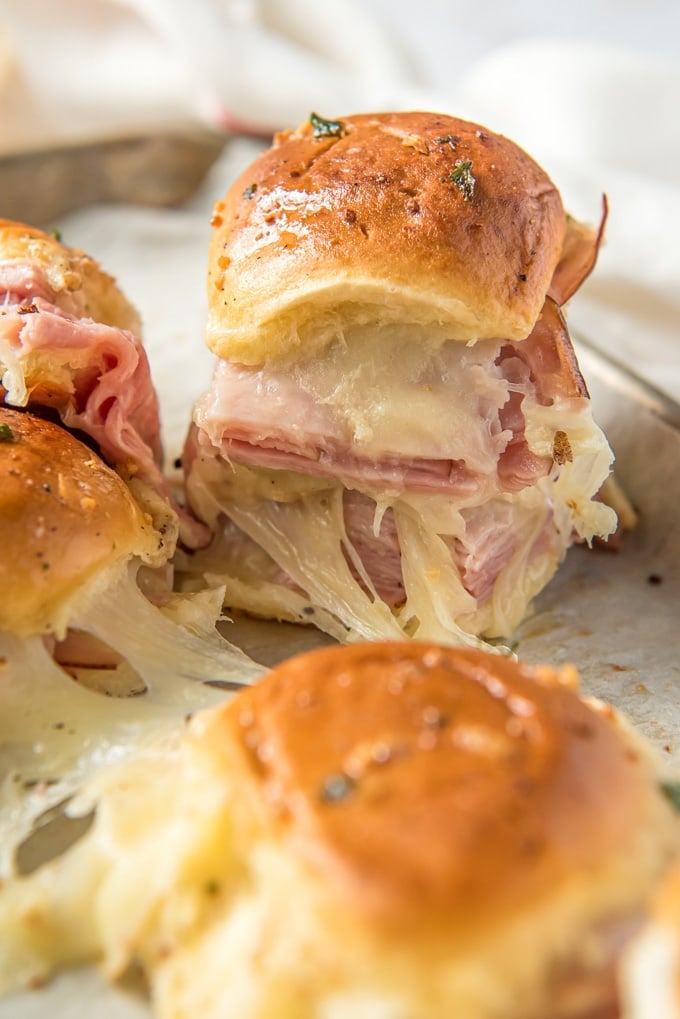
[184,110,615,648]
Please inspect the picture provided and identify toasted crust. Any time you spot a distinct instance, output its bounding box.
[0,407,165,636]
[194,641,675,934]
[0,218,141,333]
[207,112,566,364]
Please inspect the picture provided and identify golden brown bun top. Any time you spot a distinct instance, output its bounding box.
[207,111,566,364]
[195,640,671,934]
[0,407,167,637]
[0,219,141,333]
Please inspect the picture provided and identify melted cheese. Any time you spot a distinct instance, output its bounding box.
[186,392,615,649]
[290,328,509,466]
[197,327,510,471]
[620,926,680,1019]
[0,334,28,404]
[0,563,263,878]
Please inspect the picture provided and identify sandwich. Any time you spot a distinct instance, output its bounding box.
[0,640,676,1017]
[0,218,206,547]
[0,403,261,875]
[183,110,616,648]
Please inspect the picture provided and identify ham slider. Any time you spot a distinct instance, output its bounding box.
[0,641,676,1017]
[0,405,261,874]
[0,223,264,864]
[184,111,616,647]
[0,219,207,547]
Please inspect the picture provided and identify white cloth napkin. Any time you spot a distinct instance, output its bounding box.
[0,0,677,420]
[452,40,680,409]
[0,0,414,148]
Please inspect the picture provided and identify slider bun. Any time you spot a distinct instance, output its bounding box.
[0,407,167,638]
[0,218,141,333]
[159,642,678,1018]
[201,640,671,931]
[207,111,566,365]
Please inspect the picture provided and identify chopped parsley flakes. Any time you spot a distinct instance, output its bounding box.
[448,159,476,201]
[309,112,345,139]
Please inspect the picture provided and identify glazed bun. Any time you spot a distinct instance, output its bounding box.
[0,216,214,545]
[202,642,664,929]
[0,404,259,883]
[0,642,675,1016]
[0,406,168,638]
[207,111,567,364]
[111,644,680,1019]
[147,643,678,1018]
[0,218,141,333]
[170,648,676,1014]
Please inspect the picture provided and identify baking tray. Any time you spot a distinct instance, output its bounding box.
[515,339,680,759]
[0,132,226,226]
[1,337,679,1017]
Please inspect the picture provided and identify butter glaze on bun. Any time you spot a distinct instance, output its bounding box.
[148,643,677,1019]
[207,111,567,363]
[0,643,675,1016]
[200,642,670,933]
[0,406,166,637]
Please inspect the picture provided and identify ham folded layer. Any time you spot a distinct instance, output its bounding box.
[195,297,585,497]
[0,264,209,548]
[187,209,610,626]
[190,301,594,614]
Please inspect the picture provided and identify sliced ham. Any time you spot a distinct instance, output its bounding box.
[218,437,484,496]
[0,263,55,305]
[342,491,405,608]
[3,296,164,471]
[341,493,523,613]
[496,389,552,492]
[195,296,588,500]
[189,274,601,606]
[454,504,517,604]
[549,197,608,307]
[453,500,561,609]
[196,339,511,478]
[0,266,209,548]
[500,298,588,404]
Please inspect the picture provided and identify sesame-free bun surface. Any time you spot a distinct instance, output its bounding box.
[203,640,669,933]
[207,112,566,364]
[0,218,141,333]
[154,641,678,1019]
[0,407,165,637]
